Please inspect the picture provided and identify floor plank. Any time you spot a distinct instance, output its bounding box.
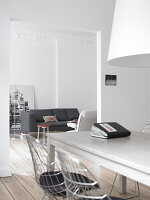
[0,179,14,200]
[11,166,43,200]
[1,175,35,200]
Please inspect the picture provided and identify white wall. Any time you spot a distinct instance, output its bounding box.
[101,67,149,130]
[101,31,149,131]
[10,26,97,111]
[10,30,57,108]
[0,1,11,177]
[57,35,97,111]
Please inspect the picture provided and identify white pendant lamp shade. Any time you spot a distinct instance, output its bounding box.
[108,0,150,67]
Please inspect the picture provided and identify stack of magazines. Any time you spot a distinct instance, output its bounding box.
[91,122,131,139]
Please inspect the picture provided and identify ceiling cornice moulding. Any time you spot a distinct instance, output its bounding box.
[11,30,96,49]
[56,34,96,49]
[57,38,96,49]
[11,30,55,46]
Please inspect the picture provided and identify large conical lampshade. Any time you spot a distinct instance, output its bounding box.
[108,0,150,67]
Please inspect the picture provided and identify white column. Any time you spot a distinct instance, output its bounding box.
[97,32,101,122]
[0,0,11,177]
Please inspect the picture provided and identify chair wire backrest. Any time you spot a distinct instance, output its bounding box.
[76,110,97,132]
[57,150,112,200]
[26,135,66,199]
[142,122,150,133]
[26,135,50,182]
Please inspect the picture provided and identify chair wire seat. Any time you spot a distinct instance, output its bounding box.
[39,171,66,196]
[57,150,125,200]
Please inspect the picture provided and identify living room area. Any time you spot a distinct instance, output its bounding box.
[9,20,97,137]
[1,0,150,200]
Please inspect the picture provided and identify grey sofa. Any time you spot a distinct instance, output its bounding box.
[21,108,79,133]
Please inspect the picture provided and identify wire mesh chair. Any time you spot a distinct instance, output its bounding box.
[26,135,66,200]
[57,150,125,200]
[142,122,150,133]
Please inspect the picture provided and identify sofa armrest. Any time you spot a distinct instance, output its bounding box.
[21,111,29,132]
[21,111,37,133]
[29,113,37,132]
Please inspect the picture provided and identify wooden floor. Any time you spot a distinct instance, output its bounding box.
[0,135,150,200]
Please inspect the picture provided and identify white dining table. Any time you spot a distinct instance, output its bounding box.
[46,131,150,194]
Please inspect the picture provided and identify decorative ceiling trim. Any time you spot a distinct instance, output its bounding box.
[11,30,96,49]
[57,38,96,49]
[11,30,55,46]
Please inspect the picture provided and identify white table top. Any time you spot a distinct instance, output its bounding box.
[47,131,150,185]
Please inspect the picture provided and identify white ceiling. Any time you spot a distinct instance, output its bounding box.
[10,0,115,32]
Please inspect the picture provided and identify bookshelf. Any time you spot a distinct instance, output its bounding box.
[9,89,29,134]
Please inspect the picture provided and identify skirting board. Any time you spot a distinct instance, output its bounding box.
[0,167,11,177]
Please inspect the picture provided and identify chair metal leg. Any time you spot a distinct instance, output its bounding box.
[47,126,49,132]
[37,127,40,140]
[46,126,49,143]
[137,181,140,196]
[124,181,140,200]
[110,173,140,200]
[43,127,46,144]
[134,181,137,198]
[110,173,118,195]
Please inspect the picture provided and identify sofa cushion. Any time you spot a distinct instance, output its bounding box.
[43,115,58,123]
[30,109,53,122]
[66,108,79,121]
[52,109,68,121]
